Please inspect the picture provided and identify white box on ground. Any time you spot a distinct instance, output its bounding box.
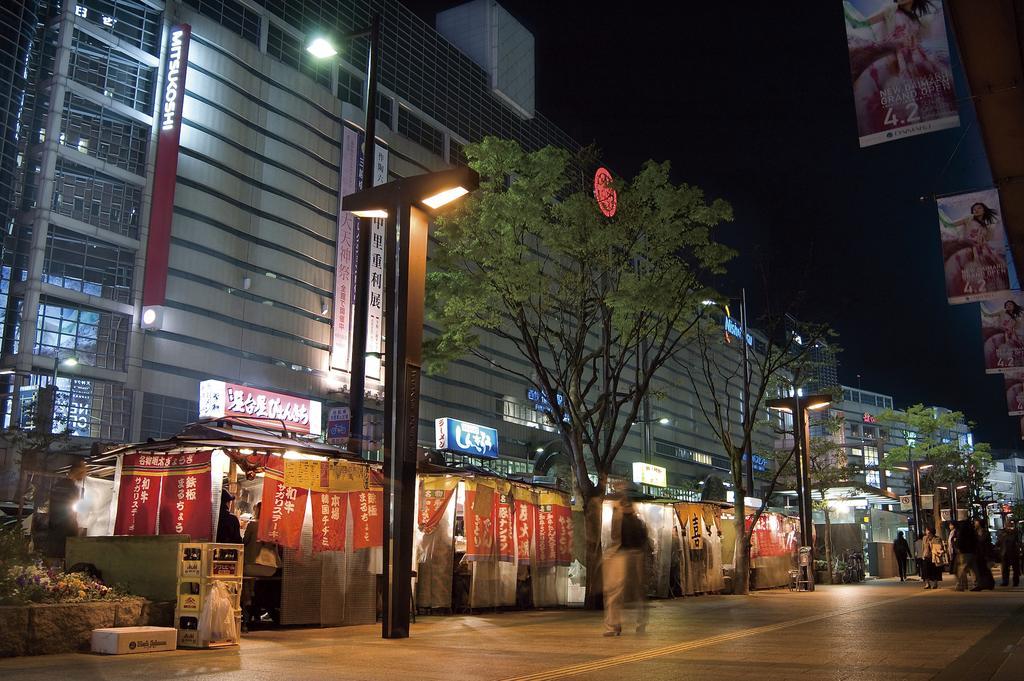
[91,626,178,655]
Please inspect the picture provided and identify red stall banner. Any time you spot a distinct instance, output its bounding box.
[465,483,496,561]
[746,512,791,559]
[418,476,457,534]
[349,489,383,549]
[158,452,213,540]
[554,500,573,567]
[113,453,163,535]
[535,493,560,568]
[258,459,308,549]
[495,489,514,563]
[311,491,347,553]
[513,488,535,565]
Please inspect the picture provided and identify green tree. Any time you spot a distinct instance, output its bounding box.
[877,404,993,529]
[425,137,734,607]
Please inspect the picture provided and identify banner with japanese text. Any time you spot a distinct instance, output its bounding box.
[349,489,383,549]
[464,482,496,561]
[1005,371,1024,417]
[418,476,457,534]
[331,126,360,371]
[158,452,213,539]
[843,0,958,147]
[513,487,535,565]
[113,453,163,535]
[258,459,308,550]
[495,488,515,563]
[938,189,1017,303]
[980,293,1024,373]
[311,491,348,553]
[747,512,797,560]
[553,497,573,567]
[535,492,561,568]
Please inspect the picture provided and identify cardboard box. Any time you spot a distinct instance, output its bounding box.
[91,627,178,655]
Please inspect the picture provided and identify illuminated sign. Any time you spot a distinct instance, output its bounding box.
[198,379,322,435]
[593,167,617,217]
[435,418,499,459]
[724,316,753,347]
[743,452,769,472]
[632,462,667,488]
[142,24,191,310]
[862,413,878,423]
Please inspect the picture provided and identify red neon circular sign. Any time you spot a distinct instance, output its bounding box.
[593,167,617,217]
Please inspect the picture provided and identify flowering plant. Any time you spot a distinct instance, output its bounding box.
[1,563,128,605]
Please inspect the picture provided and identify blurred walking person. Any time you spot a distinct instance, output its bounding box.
[998,520,1020,587]
[603,496,649,636]
[955,518,978,591]
[974,518,995,590]
[946,520,958,576]
[920,526,945,589]
[893,531,911,581]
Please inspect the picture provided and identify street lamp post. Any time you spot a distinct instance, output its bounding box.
[768,391,832,591]
[899,460,933,538]
[937,483,968,522]
[634,415,669,464]
[308,13,381,458]
[343,166,478,639]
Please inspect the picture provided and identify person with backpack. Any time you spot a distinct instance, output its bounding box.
[603,496,650,637]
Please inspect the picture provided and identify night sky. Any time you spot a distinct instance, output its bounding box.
[409,1,1017,449]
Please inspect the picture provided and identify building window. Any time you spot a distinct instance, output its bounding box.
[338,69,363,109]
[397,107,444,158]
[866,470,881,487]
[141,392,198,439]
[68,29,154,113]
[81,0,164,55]
[266,23,331,89]
[29,373,133,441]
[34,298,129,371]
[863,446,879,467]
[60,91,149,175]
[181,0,260,44]
[498,396,554,431]
[51,159,141,238]
[42,227,135,303]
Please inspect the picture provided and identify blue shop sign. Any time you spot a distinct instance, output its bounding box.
[743,452,770,472]
[526,388,570,422]
[435,418,499,459]
[724,316,753,347]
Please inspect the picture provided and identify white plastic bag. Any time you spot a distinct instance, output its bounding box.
[198,580,238,644]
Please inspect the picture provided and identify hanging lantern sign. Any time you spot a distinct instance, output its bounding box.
[593,167,617,217]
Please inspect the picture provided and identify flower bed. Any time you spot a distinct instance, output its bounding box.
[3,564,124,605]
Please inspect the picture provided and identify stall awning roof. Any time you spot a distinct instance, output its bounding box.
[777,484,899,507]
[90,418,359,465]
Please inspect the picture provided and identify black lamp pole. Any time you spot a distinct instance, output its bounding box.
[348,12,381,457]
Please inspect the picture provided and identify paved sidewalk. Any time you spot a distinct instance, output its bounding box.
[2,579,1023,680]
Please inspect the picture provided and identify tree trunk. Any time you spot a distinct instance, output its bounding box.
[732,498,751,595]
[822,508,834,584]
[583,493,605,609]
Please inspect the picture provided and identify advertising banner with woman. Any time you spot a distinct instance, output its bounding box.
[1005,371,1024,417]
[980,293,1024,373]
[938,189,1017,303]
[843,0,959,147]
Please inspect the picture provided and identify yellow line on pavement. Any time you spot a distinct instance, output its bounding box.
[502,590,931,681]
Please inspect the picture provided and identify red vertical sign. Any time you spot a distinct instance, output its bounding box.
[349,490,383,549]
[514,495,534,565]
[113,453,162,535]
[417,478,456,534]
[258,459,308,550]
[554,502,573,567]
[536,495,558,568]
[142,24,191,307]
[311,491,347,553]
[158,452,212,540]
[464,488,495,561]
[496,491,514,563]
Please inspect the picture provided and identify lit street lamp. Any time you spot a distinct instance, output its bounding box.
[307,14,381,458]
[767,391,832,591]
[936,483,968,523]
[342,165,478,639]
[633,416,670,464]
[894,460,933,538]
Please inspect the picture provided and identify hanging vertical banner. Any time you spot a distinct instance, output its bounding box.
[980,293,1024,373]
[842,1,958,147]
[513,488,535,565]
[495,489,515,563]
[536,493,560,568]
[142,24,191,307]
[1005,371,1024,417]
[417,477,457,534]
[258,460,308,549]
[464,483,496,561]
[158,452,213,539]
[311,491,347,553]
[349,489,383,549]
[331,127,360,371]
[938,189,1017,303]
[113,454,163,536]
[553,497,573,567]
[364,141,389,380]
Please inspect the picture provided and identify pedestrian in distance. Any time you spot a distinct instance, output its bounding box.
[920,526,945,590]
[974,518,996,591]
[997,520,1021,587]
[955,518,978,591]
[945,520,958,576]
[893,531,911,582]
[602,496,650,637]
